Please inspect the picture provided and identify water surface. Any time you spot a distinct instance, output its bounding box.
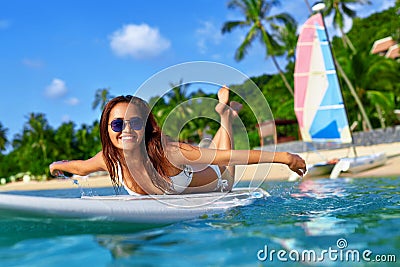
[0,177,399,266]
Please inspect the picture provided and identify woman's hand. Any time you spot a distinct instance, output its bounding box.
[285,152,307,177]
[49,160,68,177]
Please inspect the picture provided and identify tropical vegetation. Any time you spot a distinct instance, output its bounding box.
[0,1,398,183]
[222,0,297,96]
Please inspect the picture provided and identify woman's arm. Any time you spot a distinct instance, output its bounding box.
[49,151,107,177]
[168,143,307,177]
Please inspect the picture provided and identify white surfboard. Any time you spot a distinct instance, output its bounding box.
[0,187,269,223]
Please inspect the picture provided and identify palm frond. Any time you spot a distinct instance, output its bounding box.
[222,21,248,33]
[235,25,258,61]
[341,4,356,18]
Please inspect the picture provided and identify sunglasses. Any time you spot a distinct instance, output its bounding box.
[109,117,144,132]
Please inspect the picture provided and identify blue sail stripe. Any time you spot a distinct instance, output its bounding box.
[308,22,351,143]
[320,74,344,106]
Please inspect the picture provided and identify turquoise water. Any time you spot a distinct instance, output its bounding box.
[0,177,399,266]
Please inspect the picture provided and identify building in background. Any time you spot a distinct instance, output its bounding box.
[370,36,399,60]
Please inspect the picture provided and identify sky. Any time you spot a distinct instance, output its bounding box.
[0,0,396,147]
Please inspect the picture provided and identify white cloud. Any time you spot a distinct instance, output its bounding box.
[323,14,352,36]
[196,21,223,54]
[22,58,44,68]
[357,0,395,18]
[109,23,170,59]
[342,16,353,34]
[45,78,67,98]
[65,97,79,106]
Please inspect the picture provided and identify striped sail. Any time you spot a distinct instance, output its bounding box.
[294,13,352,143]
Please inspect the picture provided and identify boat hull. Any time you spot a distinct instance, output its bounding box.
[330,152,387,178]
[289,152,387,181]
[288,161,335,181]
[306,162,336,177]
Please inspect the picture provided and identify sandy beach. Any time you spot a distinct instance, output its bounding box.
[1,142,399,192]
[236,141,400,182]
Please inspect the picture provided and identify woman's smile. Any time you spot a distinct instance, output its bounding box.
[120,134,137,143]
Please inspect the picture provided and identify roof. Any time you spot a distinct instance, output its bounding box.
[371,36,396,54]
[385,44,399,59]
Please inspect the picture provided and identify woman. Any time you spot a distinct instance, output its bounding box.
[50,86,306,195]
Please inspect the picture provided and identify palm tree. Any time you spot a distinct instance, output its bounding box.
[69,121,101,160]
[150,83,216,143]
[53,122,76,159]
[0,122,8,152]
[11,113,54,175]
[222,0,295,96]
[334,55,373,131]
[340,51,400,128]
[76,123,92,159]
[151,81,191,125]
[159,81,194,141]
[92,88,113,111]
[271,17,298,63]
[324,0,371,52]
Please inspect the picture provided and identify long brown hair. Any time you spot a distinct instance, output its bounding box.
[99,95,174,194]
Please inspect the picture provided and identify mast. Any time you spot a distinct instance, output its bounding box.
[304,0,313,15]
[313,8,358,157]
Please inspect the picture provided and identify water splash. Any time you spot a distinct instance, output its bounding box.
[56,172,95,197]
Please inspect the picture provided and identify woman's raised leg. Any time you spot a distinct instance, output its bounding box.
[184,86,242,193]
[211,86,242,177]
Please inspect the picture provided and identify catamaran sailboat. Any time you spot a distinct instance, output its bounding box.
[291,13,386,180]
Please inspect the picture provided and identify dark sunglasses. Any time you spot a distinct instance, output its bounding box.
[109,117,144,132]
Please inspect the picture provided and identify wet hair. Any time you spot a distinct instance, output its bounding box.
[99,95,174,194]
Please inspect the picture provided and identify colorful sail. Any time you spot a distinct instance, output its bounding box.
[294,13,352,143]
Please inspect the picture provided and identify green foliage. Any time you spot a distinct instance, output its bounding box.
[331,5,400,129]
[337,50,400,129]
[342,6,400,51]
[0,115,102,180]
[0,4,398,181]
[92,88,114,111]
[0,122,8,152]
[222,0,296,95]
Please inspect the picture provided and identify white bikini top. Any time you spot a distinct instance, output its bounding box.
[116,163,193,195]
[116,164,141,196]
[169,165,193,194]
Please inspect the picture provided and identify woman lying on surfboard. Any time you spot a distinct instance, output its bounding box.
[50,86,306,195]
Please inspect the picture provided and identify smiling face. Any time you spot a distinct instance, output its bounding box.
[108,102,145,151]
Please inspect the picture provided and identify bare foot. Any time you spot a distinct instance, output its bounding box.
[215,85,230,115]
[230,101,243,118]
